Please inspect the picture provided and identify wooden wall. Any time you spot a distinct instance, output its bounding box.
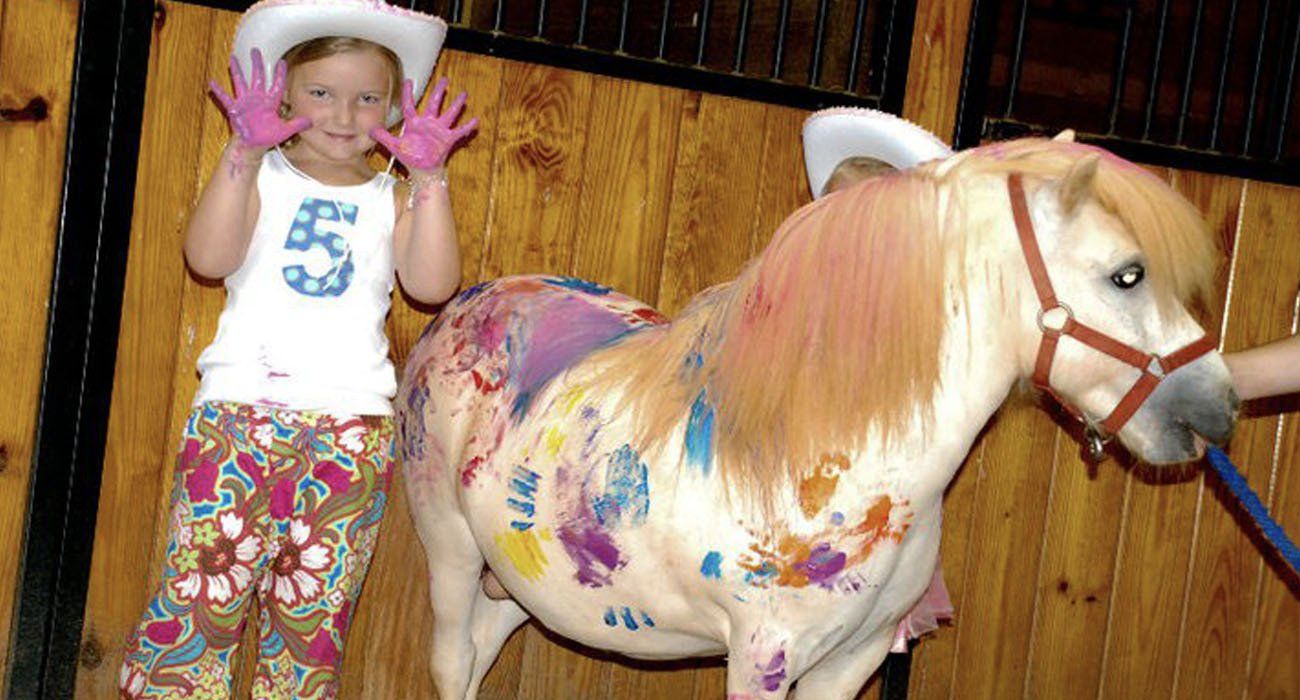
[0,1,80,694]
[2,0,1294,698]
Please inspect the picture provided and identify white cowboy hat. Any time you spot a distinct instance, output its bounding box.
[233,0,447,125]
[802,107,953,198]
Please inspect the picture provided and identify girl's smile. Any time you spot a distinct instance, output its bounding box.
[282,48,394,171]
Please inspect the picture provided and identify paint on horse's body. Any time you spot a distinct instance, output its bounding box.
[399,139,1237,699]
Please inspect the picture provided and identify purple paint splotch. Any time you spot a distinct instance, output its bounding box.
[795,543,848,588]
[507,294,638,419]
[556,519,624,587]
[758,649,787,692]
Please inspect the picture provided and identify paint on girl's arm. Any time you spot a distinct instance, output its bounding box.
[701,551,723,579]
[507,465,540,527]
[685,391,715,475]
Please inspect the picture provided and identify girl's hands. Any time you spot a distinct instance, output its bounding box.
[210,48,311,150]
[370,78,479,173]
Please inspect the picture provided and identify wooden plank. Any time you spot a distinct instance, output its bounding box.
[1175,176,1300,699]
[748,104,813,258]
[944,402,1060,697]
[1099,169,1243,698]
[1022,441,1126,697]
[569,74,683,302]
[657,92,769,314]
[902,0,975,141]
[1237,181,1300,700]
[478,59,592,280]
[0,0,80,687]
[74,3,216,696]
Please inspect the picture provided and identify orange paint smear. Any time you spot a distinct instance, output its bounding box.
[797,452,851,519]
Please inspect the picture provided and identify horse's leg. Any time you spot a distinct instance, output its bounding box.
[789,630,893,700]
[724,627,794,700]
[463,592,529,698]
[413,509,484,700]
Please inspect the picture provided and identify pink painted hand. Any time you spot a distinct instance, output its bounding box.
[370,78,479,173]
[209,48,310,149]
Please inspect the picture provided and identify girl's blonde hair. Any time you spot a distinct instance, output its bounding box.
[823,156,897,195]
[282,36,403,102]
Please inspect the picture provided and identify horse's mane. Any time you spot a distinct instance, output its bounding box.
[592,138,1217,507]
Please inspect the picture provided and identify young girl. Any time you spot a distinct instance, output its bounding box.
[118,1,475,697]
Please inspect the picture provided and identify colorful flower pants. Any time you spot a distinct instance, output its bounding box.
[119,401,395,699]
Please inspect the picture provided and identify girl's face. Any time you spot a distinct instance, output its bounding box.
[283,48,393,163]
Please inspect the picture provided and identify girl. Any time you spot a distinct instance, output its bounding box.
[118,1,475,697]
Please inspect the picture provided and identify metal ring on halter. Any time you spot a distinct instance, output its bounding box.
[1035,302,1075,334]
[1083,423,1112,462]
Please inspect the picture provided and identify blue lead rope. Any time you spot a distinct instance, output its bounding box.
[1205,445,1300,576]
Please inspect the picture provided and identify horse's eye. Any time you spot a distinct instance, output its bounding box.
[1111,264,1145,289]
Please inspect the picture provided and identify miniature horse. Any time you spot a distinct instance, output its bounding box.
[397,137,1237,699]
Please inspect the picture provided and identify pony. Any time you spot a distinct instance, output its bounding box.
[396,135,1238,699]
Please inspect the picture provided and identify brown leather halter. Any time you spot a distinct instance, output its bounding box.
[1007,173,1216,449]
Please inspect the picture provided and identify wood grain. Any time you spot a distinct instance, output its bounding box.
[1175,176,1300,700]
[0,0,80,689]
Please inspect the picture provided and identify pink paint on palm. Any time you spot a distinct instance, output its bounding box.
[370,78,478,172]
[210,48,311,148]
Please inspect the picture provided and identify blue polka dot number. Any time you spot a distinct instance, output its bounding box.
[281,198,357,297]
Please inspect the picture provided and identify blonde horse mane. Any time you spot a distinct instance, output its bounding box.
[593,138,1218,507]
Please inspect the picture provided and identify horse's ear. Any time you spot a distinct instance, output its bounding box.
[1059,153,1100,215]
[1053,129,1076,143]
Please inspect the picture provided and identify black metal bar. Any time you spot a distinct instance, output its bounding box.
[493,0,506,31]
[1210,0,1240,150]
[445,25,882,111]
[1270,3,1300,160]
[732,0,753,73]
[695,0,713,65]
[880,650,913,700]
[617,0,631,53]
[772,0,793,79]
[987,118,1300,186]
[1106,4,1134,134]
[1242,0,1272,154]
[535,0,547,37]
[809,0,832,86]
[845,0,869,92]
[656,0,673,59]
[576,0,590,45]
[955,0,1004,147]
[7,0,153,696]
[1141,0,1171,139]
[879,0,917,114]
[1176,0,1206,144]
[1002,0,1031,118]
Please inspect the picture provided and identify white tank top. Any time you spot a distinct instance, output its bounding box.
[195,149,398,415]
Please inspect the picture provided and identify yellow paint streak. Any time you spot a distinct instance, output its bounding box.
[495,528,552,581]
[545,426,566,458]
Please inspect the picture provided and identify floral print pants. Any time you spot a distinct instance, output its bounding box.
[119,401,395,699]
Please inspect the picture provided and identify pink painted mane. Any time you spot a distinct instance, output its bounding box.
[592,138,1218,505]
